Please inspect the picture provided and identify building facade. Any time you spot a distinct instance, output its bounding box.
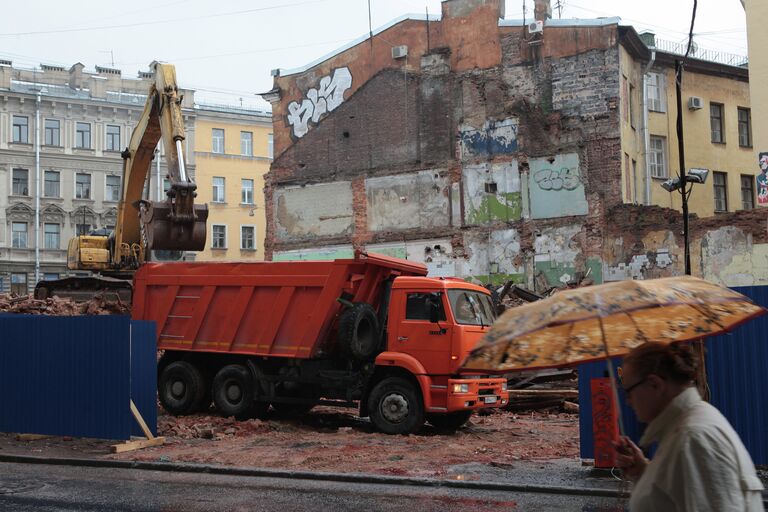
[263,0,766,287]
[744,0,767,199]
[192,105,272,261]
[0,61,198,294]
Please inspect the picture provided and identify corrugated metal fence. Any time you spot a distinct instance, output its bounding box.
[0,315,156,440]
[580,285,768,465]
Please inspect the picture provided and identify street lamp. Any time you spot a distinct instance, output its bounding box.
[661,168,709,192]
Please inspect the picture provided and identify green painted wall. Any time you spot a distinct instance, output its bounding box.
[468,192,523,224]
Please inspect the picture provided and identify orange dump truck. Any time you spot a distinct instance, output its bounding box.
[132,252,508,434]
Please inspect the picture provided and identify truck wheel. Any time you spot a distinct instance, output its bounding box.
[427,411,473,432]
[159,361,206,415]
[338,303,380,361]
[368,377,424,434]
[213,364,266,420]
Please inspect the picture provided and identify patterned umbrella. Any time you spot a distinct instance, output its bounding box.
[462,275,766,373]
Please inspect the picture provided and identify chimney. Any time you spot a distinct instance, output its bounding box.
[0,60,11,90]
[68,62,85,90]
[638,31,656,48]
[534,0,552,22]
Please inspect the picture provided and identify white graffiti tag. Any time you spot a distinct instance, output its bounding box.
[287,67,353,138]
[534,167,581,191]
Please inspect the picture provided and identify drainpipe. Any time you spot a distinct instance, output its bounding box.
[156,146,161,200]
[642,46,656,205]
[34,91,41,285]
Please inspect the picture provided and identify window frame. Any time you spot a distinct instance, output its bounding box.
[75,172,92,199]
[241,178,254,205]
[268,133,274,159]
[105,175,121,202]
[649,136,667,179]
[11,221,28,248]
[629,83,636,129]
[240,225,256,250]
[240,131,253,157]
[713,171,728,212]
[710,103,725,144]
[741,174,755,210]
[12,168,29,196]
[738,107,752,148]
[12,115,29,143]
[212,176,225,203]
[75,122,92,149]
[43,222,61,249]
[76,224,91,236]
[106,124,121,151]
[44,118,61,146]
[44,170,60,198]
[211,224,227,249]
[212,128,225,154]
[647,72,666,113]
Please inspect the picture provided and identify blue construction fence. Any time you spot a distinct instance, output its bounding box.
[579,285,768,465]
[0,315,157,440]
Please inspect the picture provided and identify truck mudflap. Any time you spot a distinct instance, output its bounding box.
[440,378,509,413]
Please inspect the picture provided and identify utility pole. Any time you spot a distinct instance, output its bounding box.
[554,0,564,19]
[674,60,691,276]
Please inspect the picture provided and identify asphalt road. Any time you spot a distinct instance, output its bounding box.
[0,461,627,512]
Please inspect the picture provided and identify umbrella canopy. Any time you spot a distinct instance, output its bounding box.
[462,275,766,373]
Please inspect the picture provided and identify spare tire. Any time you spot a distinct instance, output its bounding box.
[338,303,380,361]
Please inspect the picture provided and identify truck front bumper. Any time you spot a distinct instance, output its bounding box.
[445,378,509,412]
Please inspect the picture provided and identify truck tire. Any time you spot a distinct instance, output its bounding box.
[338,303,380,361]
[159,361,206,415]
[427,411,473,432]
[368,377,425,434]
[213,364,268,420]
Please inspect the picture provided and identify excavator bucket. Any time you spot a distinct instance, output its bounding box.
[140,201,209,251]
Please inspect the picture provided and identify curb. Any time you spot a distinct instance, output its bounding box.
[0,453,630,499]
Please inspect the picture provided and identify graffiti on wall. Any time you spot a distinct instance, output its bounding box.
[529,153,588,219]
[533,167,581,191]
[287,67,353,139]
[757,152,768,207]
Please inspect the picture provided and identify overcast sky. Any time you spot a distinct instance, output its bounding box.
[0,0,747,109]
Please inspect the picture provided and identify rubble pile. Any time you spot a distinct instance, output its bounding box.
[505,369,579,413]
[0,293,130,316]
[157,415,275,440]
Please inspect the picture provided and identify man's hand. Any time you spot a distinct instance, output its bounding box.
[614,436,648,480]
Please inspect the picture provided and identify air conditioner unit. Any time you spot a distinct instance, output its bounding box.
[528,20,544,34]
[391,45,408,59]
[688,96,703,110]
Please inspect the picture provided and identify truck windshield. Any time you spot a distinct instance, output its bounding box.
[447,289,497,326]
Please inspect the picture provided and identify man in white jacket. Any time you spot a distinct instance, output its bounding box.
[615,342,764,511]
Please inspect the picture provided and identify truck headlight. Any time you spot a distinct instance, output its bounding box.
[452,383,469,393]
[501,381,508,391]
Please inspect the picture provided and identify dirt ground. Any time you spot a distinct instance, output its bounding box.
[0,407,580,479]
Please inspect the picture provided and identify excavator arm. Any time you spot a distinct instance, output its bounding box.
[114,62,208,267]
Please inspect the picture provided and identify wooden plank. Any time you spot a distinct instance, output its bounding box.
[15,434,50,441]
[130,399,154,440]
[111,436,165,453]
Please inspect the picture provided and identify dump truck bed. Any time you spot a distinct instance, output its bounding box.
[132,253,427,359]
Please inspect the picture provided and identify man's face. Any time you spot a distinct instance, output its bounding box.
[759,155,768,173]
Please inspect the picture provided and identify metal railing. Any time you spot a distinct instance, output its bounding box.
[653,38,748,68]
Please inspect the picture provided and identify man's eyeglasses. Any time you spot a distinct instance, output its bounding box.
[622,376,649,396]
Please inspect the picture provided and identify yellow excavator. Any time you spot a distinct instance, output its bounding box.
[35,63,208,301]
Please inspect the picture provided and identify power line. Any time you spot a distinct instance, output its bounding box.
[0,0,331,37]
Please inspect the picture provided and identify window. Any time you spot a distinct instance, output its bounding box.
[741,174,755,210]
[44,170,60,197]
[713,171,728,212]
[268,133,274,158]
[710,103,725,143]
[629,83,636,129]
[44,119,60,146]
[76,224,91,236]
[647,72,666,112]
[241,179,254,204]
[241,226,255,250]
[212,225,227,249]
[448,289,497,326]
[405,292,446,321]
[106,124,121,151]
[649,136,667,178]
[12,168,29,196]
[43,273,60,281]
[105,175,121,201]
[11,222,28,248]
[44,223,60,249]
[75,173,91,199]
[76,122,91,148]
[240,131,253,156]
[10,273,27,295]
[212,128,225,154]
[212,176,225,202]
[161,178,171,199]
[12,115,28,143]
[738,108,752,148]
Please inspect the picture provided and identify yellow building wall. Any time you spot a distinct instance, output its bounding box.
[193,117,272,261]
[745,0,768,180]
[645,67,753,217]
[619,45,647,205]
